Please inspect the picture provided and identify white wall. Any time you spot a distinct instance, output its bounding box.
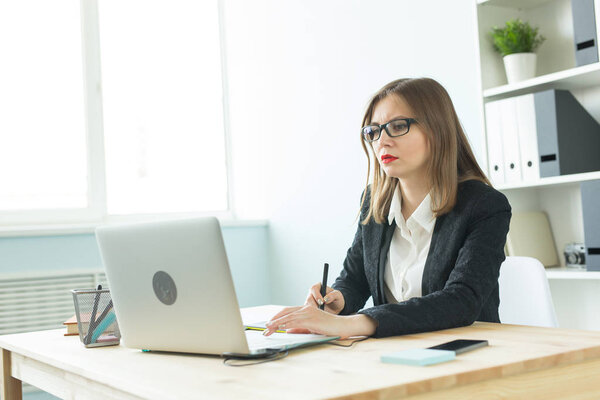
[223,0,485,305]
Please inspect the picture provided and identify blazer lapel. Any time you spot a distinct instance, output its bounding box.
[422,214,445,296]
[373,214,446,303]
[376,221,396,305]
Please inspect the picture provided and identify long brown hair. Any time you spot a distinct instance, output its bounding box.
[360,78,490,225]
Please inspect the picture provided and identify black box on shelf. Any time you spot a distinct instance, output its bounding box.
[535,89,600,178]
[485,89,600,185]
[571,0,599,66]
[581,179,600,271]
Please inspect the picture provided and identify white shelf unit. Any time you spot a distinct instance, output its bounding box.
[496,170,600,190]
[475,0,600,329]
[546,268,600,279]
[477,0,580,92]
[476,0,600,268]
[483,62,600,100]
[477,0,556,7]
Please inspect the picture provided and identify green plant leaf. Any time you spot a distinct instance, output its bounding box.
[489,19,546,57]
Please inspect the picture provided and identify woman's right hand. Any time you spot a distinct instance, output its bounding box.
[282,283,346,334]
[305,283,345,315]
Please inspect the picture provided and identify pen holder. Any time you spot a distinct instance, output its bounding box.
[71,288,121,348]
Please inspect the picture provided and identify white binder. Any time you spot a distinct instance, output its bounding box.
[499,98,522,184]
[484,100,505,186]
[515,94,540,182]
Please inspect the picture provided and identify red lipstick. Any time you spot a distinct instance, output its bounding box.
[381,154,398,164]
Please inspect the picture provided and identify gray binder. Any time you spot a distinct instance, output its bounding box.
[581,180,600,271]
[571,0,599,66]
[534,89,600,178]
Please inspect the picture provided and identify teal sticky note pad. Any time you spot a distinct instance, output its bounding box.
[381,348,456,366]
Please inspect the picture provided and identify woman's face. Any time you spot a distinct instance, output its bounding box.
[370,95,430,180]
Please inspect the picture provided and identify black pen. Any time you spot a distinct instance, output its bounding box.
[319,263,329,310]
[84,284,102,345]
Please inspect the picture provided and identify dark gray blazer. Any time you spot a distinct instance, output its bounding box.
[332,179,511,338]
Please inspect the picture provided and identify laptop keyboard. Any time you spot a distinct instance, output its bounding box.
[245,330,329,350]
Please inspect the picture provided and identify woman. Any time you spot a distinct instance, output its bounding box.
[264,78,511,338]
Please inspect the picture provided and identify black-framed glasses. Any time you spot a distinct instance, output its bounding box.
[361,118,417,142]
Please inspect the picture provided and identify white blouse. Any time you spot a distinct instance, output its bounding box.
[383,186,437,303]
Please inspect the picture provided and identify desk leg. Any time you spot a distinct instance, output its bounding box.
[1,348,23,400]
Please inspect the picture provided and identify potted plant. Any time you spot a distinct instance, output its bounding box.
[490,19,546,84]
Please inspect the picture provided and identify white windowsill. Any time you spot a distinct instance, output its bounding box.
[0,218,269,238]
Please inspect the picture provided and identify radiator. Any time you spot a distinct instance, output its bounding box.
[0,269,108,395]
[0,269,107,335]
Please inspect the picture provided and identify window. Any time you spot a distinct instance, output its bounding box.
[0,0,88,212]
[0,0,230,227]
[98,0,229,215]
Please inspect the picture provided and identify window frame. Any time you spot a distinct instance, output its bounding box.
[0,0,234,233]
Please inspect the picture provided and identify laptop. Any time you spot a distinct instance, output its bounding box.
[95,217,339,357]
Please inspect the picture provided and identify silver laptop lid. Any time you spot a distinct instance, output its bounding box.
[96,217,251,355]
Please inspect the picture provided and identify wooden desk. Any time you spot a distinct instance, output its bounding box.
[2,305,600,399]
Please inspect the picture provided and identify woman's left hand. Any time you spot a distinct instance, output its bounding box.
[263,305,350,338]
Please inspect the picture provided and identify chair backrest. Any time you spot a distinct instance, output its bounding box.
[498,256,559,328]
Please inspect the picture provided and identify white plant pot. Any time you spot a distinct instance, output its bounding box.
[503,52,537,84]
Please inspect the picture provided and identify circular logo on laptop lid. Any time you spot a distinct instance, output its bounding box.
[152,271,177,305]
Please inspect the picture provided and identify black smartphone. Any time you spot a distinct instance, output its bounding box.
[427,339,488,354]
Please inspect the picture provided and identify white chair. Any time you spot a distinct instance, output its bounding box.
[498,256,559,328]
